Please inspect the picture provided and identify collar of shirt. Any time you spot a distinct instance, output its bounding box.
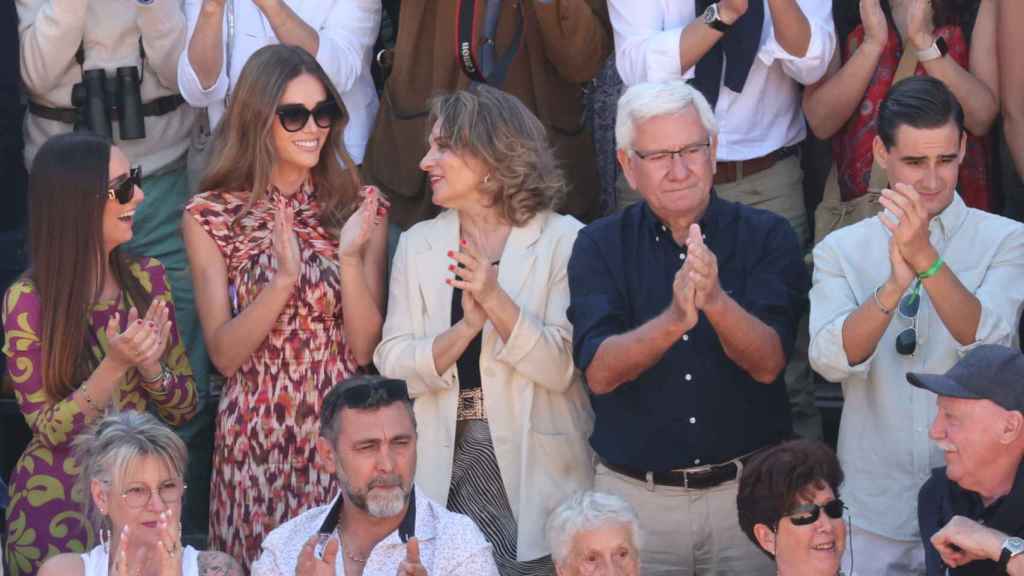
[640,191,728,250]
[951,459,1024,536]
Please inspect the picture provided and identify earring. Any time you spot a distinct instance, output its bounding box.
[482,175,491,185]
[99,527,111,554]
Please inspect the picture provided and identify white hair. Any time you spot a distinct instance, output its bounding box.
[546,491,642,565]
[615,80,718,152]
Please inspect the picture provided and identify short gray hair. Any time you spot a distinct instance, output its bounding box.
[546,491,641,565]
[73,411,187,527]
[615,80,718,152]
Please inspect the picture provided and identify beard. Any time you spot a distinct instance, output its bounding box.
[340,472,411,519]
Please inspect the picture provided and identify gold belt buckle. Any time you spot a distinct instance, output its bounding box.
[457,388,486,421]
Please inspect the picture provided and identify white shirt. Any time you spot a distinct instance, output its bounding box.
[809,193,1024,540]
[608,0,835,161]
[80,545,201,576]
[177,0,380,163]
[250,486,500,576]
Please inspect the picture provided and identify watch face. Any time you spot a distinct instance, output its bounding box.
[1008,537,1024,555]
[704,4,718,24]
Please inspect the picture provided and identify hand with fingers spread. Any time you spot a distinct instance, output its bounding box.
[136,300,173,380]
[905,0,936,51]
[105,307,164,373]
[339,186,390,262]
[156,510,185,576]
[447,238,502,309]
[272,197,303,288]
[295,534,339,576]
[685,224,723,311]
[397,538,427,576]
[860,0,889,50]
[878,183,936,272]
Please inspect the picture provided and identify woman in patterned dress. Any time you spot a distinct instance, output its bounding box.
[183,45,387,568]
[2,133,198,576]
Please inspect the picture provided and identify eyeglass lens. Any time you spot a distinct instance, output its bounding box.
[121,481,186,509]
[896,283,921,356]
[277,101,340,133]
[108,166,141,205]
[789,499,845,526]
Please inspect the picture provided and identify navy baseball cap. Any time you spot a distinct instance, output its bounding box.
[906,345,1024,412]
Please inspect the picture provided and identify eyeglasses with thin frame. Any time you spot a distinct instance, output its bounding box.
[896,280,922,356]
[111,479,187,509]
[275,99,341,133]
[786,498,846,527]
[107,166,142,205]
[632,140,711,168]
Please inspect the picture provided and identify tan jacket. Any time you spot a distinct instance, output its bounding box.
[374,209,595,560]
[18,0,195,172]
[363,0,610,227]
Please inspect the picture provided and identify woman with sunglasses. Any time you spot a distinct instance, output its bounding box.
[737,440,848,576]
[374,84,594,575]
[183,44,387,569]
[3,133,198,576]
[38,411,241,576]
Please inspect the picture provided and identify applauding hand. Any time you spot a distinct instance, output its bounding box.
[339,187,389,262]
[397,538,427,576]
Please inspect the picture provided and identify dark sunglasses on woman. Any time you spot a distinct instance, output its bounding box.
[107,166,142,204]
[786,498,846,527]
[276,99,341,133]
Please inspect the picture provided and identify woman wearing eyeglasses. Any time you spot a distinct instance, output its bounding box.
[2,132,198,576]
[737,439,848,576]
[183,44,387,569]
[37,411,241,576]
[374,84,594,575]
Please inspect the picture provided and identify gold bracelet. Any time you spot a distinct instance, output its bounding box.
[873,284,894,315]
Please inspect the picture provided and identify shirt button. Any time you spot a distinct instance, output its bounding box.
[689,417,696,424]
[684,374,692,381]
[682,334,689,342]
[656,236,660,242]
[694,458,701,465]
[679,253,686,261]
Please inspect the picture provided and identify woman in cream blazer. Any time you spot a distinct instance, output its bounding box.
[374,85,594,575]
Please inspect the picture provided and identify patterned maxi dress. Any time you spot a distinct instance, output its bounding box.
[2,258,197,576]
[185,184,359,568]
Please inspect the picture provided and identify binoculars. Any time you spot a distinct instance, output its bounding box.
[70,66,146,140]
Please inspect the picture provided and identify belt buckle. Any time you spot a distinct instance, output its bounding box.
[457,388,486,421]
[679,464,713,489]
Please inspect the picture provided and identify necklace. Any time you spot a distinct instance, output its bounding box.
[337,528,370,564]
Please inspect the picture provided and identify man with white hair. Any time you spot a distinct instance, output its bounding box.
[547,491,642,576]
[250,376,499,576]
[567,79,806,575]
[910,345,1024,575]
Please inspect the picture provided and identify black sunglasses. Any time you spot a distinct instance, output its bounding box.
[787,499,846,526]
[107,166,142,204]
[275,99,341,133]
[896,281,923,356]
[338,378,409,409]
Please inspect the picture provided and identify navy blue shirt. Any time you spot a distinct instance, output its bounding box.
[919,462,1024,575]
[567,195,806,471]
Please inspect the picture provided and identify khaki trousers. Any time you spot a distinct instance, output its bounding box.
[594,463,775,576]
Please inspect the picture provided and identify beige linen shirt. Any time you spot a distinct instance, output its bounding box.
[809,193,1024,540]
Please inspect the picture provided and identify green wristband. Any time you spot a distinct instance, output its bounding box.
[918,257,944,280]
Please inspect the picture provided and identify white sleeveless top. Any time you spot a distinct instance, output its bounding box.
[80,544,201,576]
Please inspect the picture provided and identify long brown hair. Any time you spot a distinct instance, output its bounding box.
[27,133,152,401]
[200,44,361,228]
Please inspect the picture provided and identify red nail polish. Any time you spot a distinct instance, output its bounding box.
[147,321,155,328]
[460,239,467,246]
[447,250,453,258]
[445,279,452,285]
[448,265,455,271]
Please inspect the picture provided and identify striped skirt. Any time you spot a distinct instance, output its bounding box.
[447,419,555,576]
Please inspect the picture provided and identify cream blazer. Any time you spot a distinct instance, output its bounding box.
[374,209,595,561]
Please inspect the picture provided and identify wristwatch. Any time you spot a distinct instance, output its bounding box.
[916,36,949,63]
[703,3,732,33]
[998,537,1024,572]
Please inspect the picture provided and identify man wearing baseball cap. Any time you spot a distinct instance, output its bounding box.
[911,344,1024,575]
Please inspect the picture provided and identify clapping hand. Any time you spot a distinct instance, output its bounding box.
[105,304,169,373]
[397,538,427,576]
[669,248,699,334]
[931,516,1005,568]
[878,183,936,273]
[860,0,889,50]
[685,224,723,311]
[156,511,184,576]
[272,197,302,287]
[718,0,748,24]
[296,534,339,576]
[905,0,936,51]
[339,187,389,262]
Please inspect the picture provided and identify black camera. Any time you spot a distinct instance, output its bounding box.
[70,66,146,140]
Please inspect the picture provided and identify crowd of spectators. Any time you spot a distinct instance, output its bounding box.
[2,1,1024,575]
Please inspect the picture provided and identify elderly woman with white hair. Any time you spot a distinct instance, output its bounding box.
[546,492,641,576]
[37,412,241,576]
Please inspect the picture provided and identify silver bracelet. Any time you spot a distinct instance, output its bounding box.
[873,285,894,315]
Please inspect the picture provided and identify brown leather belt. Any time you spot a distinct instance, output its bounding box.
[714,145,799,185]
[601,448,765,490]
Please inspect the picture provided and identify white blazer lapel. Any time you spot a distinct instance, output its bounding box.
[413,210,460,334]
[497,212,545,304]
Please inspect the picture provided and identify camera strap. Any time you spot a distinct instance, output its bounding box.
[455,0,524,87]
